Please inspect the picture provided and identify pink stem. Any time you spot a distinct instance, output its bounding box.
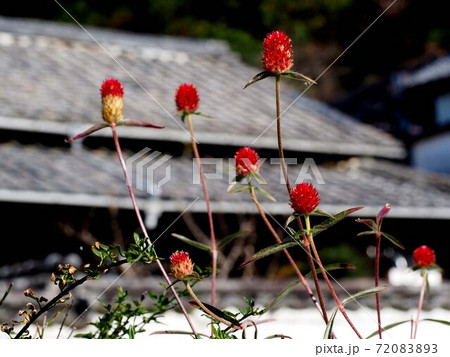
[111,123,197,335]
[375,233,382,338]
[413,272,427,339]
[187,115,217,306]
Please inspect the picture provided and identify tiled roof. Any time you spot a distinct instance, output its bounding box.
[1,142,449,223]
[392,56,450,92]
[0,16,404,158]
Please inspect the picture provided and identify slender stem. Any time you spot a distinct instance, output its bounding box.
[275,76,291,191]
[375,233,382,338]
[184,282,243,330]
[413,272,427,339]
[248,182,324,319]
[302,224,329,324]
[0,283,13,306]
[15,275,88,339]
[111,123,197,336]
[274,76,329,325]
[305,215,363,339]
[187,115,217,306]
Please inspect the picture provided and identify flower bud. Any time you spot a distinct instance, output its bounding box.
[169,250,194,280]
[101,78,124,123]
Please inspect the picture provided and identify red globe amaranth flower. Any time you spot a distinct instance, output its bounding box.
[235,147,259,176]
[170,250,194,280]
[289,183,320,214]
[101,78,124,123]
[413,245,436,268]
[175,83,199,113]
[262,31,294,75]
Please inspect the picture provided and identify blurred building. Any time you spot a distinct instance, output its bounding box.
[1,16,449,278]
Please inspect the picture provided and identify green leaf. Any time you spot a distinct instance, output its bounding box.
[304,263,356,279]
[254,186,276,202]
[422,318,450,327]
[381,232,405,250]
[243,71,275,89]
[314,207,363,234]
[171,233,211,252]
[265,281,300,312]
[249,172,266,184]
[91,248,103,259]
[128,325,135,339]
[193,111,212,118]
[355,218,377,231]
[239,241,299,269]
[357,231,376,237]
[324,286,388,339]
[227,185,250,194]
[189,300,241,326]
[312,208,334,217]
[285,213,299,228]
[217,231,248,249]
[366,320,410,339]
[281,70,317,85]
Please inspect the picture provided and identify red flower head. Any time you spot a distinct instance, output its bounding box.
[175,83,199,113]
[169,250,194,280]
[289,183,320,214]
[100,78,124,123]
[413,245,436,268]
[262,31,294,75]
[235,147,259,177]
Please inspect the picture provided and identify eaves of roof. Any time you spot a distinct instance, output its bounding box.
[0,143,448,224]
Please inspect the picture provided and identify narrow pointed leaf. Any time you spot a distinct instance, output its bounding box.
[254,186,276,202]
[285,214,299,228]
[119,119,164,129]
[357,231,376,237]
[265,281,300,312]
[249,172,266,184]
[342,286,387,305]
[217,231,248,249]
[243,71,274,89]
[171,233,211,252]
[304,263,356,279]
[355,218,377,231]
[324,286,388,339]
[150,330,209,338]
[239,242,299,269]
[314,207,363,233]
[312,208,333,217]
[366,320,410,339]
[227,185,250,194]
[193,112,213,118]
[381,232,405,250]
[65,123,109,143]
[422,318,450,327]
[324,307,340,339]
[189,300,240,326]
[282,71,317,84]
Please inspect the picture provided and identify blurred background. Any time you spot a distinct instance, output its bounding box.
[0,0,449,319]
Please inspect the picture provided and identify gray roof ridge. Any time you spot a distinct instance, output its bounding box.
[0,15,230,56]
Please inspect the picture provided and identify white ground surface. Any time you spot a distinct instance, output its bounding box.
[6,306,448,340]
